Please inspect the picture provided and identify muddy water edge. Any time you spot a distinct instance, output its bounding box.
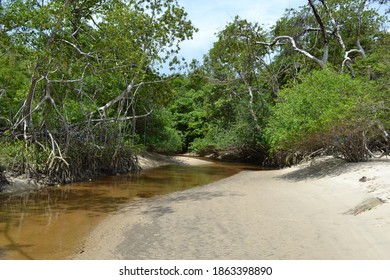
[0,159,263,259]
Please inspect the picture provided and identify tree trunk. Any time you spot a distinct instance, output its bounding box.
[21,67,41,131]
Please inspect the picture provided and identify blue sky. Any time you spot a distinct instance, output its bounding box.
[175,0,308,63]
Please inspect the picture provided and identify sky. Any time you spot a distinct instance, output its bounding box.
[174,0,308,64]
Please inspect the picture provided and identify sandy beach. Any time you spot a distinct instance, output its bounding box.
[137,152,213,169]
[74,156,390,260]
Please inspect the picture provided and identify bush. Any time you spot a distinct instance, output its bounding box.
[265,69,388,163]
[142,109,183,154]
[189,121,265,161]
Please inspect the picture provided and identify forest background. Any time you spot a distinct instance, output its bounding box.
[0,0,389,187]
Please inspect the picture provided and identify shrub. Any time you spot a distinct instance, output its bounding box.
[142,109,183,154]
[265,69,388,163]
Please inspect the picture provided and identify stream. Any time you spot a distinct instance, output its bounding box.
[0,159,262,260]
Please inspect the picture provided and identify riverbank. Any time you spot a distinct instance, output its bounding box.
[137,151,213,169]
[74,156,390,259]
[0,152,211,195]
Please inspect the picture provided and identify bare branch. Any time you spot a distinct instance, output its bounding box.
[304,27,332,34]
[357,0,368,58]
[257,0,335,69]
[61,39,96,59]
[48,78,83,83]
[48,63,90,84]
[91,76,172,119]
[94,79,138,117]
[88,110,153,123]
[342,49,365,75]
[46,130,69,168]
[309,0,329,43]
[257,36,325,68]
[14,74,73,134]
[14,94,46,129]
[237,71,262,131]
[319,0,346,50]
[309,0,329,63]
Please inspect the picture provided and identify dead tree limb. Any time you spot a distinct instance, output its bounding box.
[257,0,330,69]
[95,79,138,117]
[342,49,365,77]
[61,39,96,59]
[308,0,329,63]
[88,110,153,123]
[319,0,346,50]
[357,0,368,58]
[257,36,326,68]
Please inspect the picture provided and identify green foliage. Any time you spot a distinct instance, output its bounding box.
[1,0,389,180]
[189,122,253,154]
[0,51,30,123]
[0,140,15,168]
[142,108,182,153]
[169,76,209,151]
[0,139,51,175]
[0,0,197,183]
[355,32,390,84]
[264,69,387,162]
[188,17,273,159]
[208,16,267,79]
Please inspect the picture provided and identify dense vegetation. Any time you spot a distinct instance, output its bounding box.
[0,0,196,185]
[1,0,389,187]
[169,0,389,165]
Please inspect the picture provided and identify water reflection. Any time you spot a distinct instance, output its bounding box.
[0,161,262,259]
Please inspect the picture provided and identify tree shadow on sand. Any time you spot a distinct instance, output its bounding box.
[277,157,362,182]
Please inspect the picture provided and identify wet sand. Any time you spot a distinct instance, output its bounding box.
[74,157,390,260]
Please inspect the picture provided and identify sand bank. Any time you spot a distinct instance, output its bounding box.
[137,152,212,169]
[75,157,390,259]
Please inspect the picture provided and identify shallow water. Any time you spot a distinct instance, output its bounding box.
[0,160,262,259]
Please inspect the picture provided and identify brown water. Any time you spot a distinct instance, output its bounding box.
[0,160,261,260]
